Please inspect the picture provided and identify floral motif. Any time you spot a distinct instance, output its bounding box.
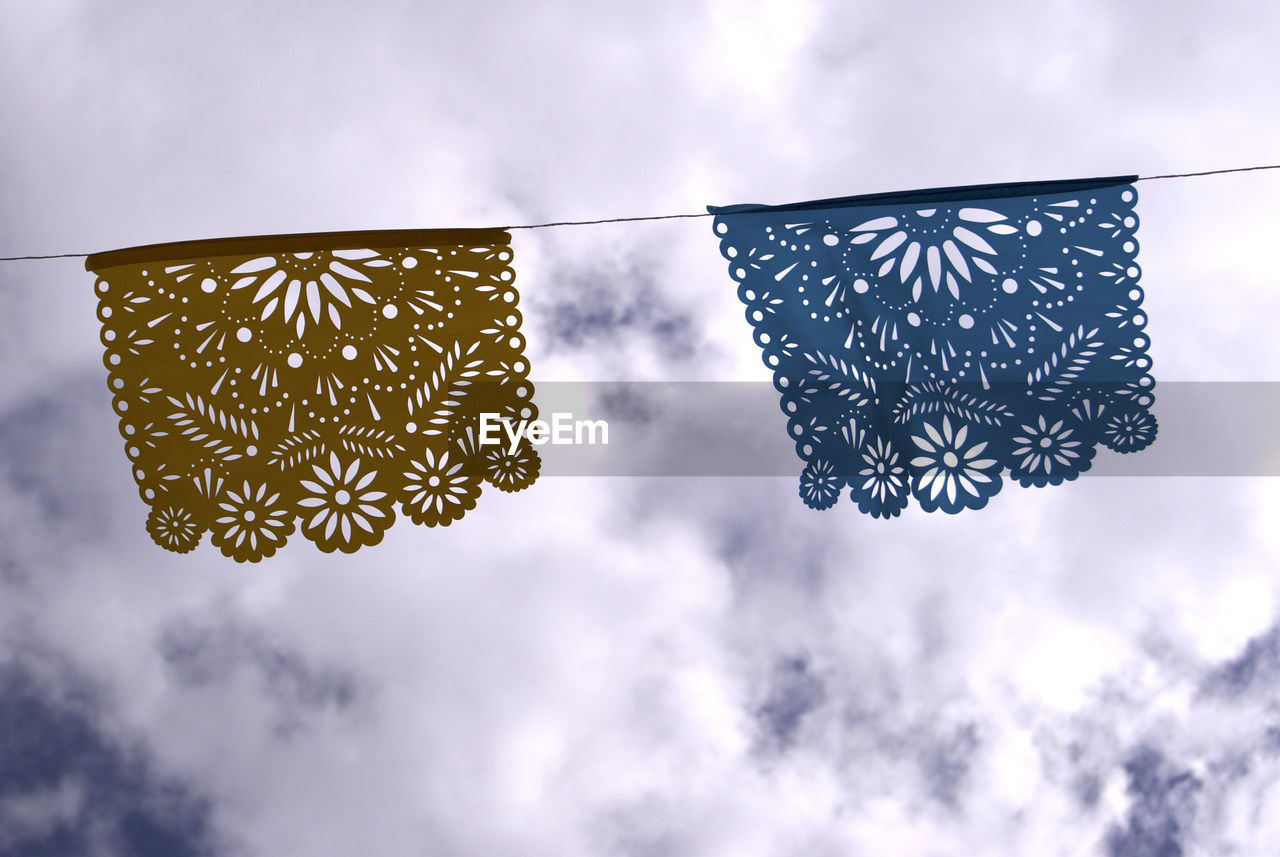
[848,207,1013,301]
[851,436,910,518]
[1009,414,1096,487]
[798,459,843,509]
[713,178,1157,515]
[209,481,295,561]
[146,504,201,553]
[230,251,378,337]
[1101,409,1158,453]
[909,416,1002,513]
[482,442,540,493]
[297,452,395,553]
[400,448,481,526]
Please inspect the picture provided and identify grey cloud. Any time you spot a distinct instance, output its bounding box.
[755,654,826,749]
[709,502,841,598]
[1200,624,1280,699]
[593,799,691,857]
[0,371,128,583]
[1028,626,1280,856]
[1106,746,1200,857]
[532,256,697,364]
[0,374,114,534]
[921,722,980,810]
[1075,771,1103,809]
[0,661,218,857]
[158,616,361,735]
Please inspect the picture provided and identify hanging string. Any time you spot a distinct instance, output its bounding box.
[1140,164,1280,181]
[503,211,711,230]
[3,162,1279,262]
[0,251,97,262]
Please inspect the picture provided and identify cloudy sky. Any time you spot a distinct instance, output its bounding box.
[3,1,1280,855]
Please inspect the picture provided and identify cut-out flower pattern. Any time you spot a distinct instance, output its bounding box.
[799,459,842,510]
[909,416,1002,512]
[482,442,540,493]
[400,449,481,527]
[851,436,909,518]
[230,251,379,337]
[848,208,1015,301]
[298,452,394,552]
[209,481,295,561]
[146,504,201,553]
[1101,409,1158,453]
[1009,415,1095,487]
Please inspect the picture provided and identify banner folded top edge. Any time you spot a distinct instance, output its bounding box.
[85,227,512,272]
[706,175,1140,215]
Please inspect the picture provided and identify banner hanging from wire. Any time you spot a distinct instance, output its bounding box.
[710,176,1155,515]
[87,229,539,561]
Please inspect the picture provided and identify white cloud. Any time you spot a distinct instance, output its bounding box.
[4,1,1280,855]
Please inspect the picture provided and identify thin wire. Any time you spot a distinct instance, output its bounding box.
[1139,163,1280,181]
[3,162,1279,262]
[503,211,710,230]
[0,251,93,261]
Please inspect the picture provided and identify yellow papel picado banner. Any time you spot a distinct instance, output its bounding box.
[87,229,539,561]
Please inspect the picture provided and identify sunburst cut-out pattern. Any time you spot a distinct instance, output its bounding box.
[711,177,1157,516]
[88,229,539,560]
